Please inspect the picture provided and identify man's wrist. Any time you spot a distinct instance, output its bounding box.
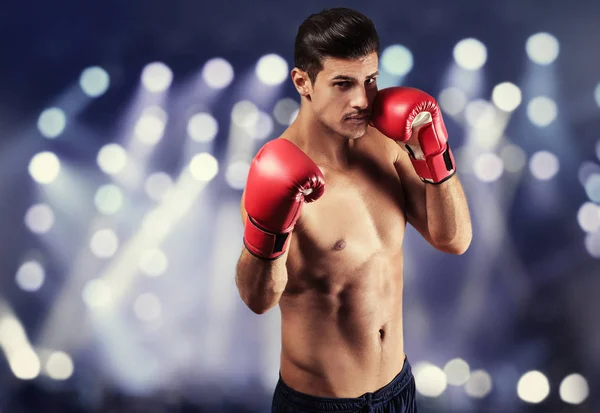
[243,215,290,260]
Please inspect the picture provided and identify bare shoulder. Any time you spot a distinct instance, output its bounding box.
[357,126,401,167]
[278,127,301,147]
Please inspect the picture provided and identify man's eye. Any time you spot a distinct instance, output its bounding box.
[366,78,377,85]
[335,82,350,88]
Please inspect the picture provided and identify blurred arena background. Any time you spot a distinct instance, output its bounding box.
[0,0,599,412]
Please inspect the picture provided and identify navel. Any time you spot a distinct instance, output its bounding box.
[333,239,346,251]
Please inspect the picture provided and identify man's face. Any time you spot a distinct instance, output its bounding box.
[309,52,379,140]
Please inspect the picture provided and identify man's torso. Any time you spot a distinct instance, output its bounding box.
[278,128,409,397]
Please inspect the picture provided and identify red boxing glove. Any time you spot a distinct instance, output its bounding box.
[243,139,325,259]
[371,87,456,184]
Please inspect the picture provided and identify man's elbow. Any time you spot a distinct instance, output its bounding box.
[245,299,275,315]
[242,294,267,314]
[237,289,274,315]
[433,231,472,255]
[439,240,470,255]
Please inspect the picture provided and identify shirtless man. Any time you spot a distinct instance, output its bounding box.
[236,8,472,413]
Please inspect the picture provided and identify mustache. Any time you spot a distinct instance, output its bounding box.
[344,111,371,119]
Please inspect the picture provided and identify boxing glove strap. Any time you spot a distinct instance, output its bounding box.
[243,215,290,260]
[409,144,456,184]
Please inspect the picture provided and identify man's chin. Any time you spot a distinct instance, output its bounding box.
[330,122,368,140]
[347,126,368,140]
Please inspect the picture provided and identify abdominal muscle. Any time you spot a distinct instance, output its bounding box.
[278,251,406,398]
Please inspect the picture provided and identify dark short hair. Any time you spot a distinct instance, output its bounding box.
[294,8,380,84]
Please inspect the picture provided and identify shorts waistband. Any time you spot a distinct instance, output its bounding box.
[274,357,413,411]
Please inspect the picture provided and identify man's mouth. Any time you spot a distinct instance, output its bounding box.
[345,113,370,120]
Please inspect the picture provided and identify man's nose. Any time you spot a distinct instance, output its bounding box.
[350,87,369,110]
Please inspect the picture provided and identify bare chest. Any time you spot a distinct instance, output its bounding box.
[285,160,407,290]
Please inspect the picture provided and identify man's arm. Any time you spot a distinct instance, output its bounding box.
[235,139,325,314]
[236,188,289,314]
[394,145,472,255]
[371,86,472,255]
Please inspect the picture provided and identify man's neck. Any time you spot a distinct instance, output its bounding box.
[290,104,355,170]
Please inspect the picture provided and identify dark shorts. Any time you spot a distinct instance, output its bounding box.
[271,358,417,413]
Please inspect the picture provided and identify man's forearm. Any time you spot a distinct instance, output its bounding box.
[425,175,472,254]
[235,247,288,314]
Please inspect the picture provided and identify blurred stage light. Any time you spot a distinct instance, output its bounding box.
[25,203,55,234]
[145,172,174,202]
[453,146,478,174]
[226,161,250,190]
[414,362,447,397]
[90,229,119,259]
[134,293,162,323]
[381,44,413,76]
[29,152,60,184]
[79,66,110,98]
[9,348,41,380]
[527,96,557,127]
[500,144,527,173]
[46,351,74,381]
[134,106,167,145]
[453,38,487,70]
[15,261,45,292]
[438,87,467,116]
[577,202,600,232]
[94,184,124,215]
[247,111,274,140]
[526,33,560,65]
[97,143,128,176]
[597,140,600,161]
[464,370,493,398]
[273,98,300,125]
[465,99,496,129]
[0,319,40,381]
[443,358,470,386]
[187,112,219,142]
[139,248,168,277]
[559,374,589,405]
[595,83,600,108]
[37,108,67,139]
[141,62,173,93]
[202,57,234,89]
[474,153,504,182]
[140,209,171,236]
[82,279,113,309]
[492,82,522,112]
[189,153,219,182]
[584,231,600,258]
[464,98,507,151]
[232,100,260,128]
[256,54,288,86]
[0,316,40,380]
[584,174,600,202]
[530,151,559,180]
[578,161,600,186]
[0,317,21,343]
[517,370,550,404]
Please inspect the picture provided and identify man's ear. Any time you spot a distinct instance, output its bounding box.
[291,68,312,99]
